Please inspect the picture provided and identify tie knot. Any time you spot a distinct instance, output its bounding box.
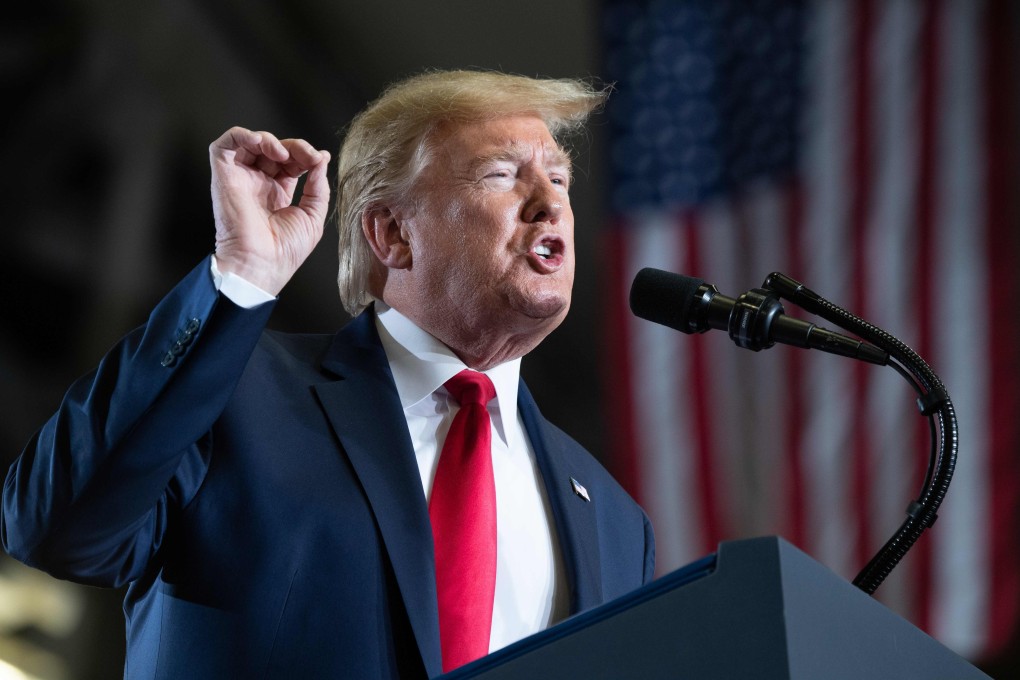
[444,370,496,408]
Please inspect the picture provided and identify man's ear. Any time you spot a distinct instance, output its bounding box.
[362,206,412,269]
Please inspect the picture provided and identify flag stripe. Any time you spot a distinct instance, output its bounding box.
[931,0,990,652]
[801,0,856,578]
[849,0,877,574]
[984,0,1020,655]
[864,0,923,617]
[783,180,808,549]
[630,215,703,567]
[908,0,942,634]
[683,215,726,555]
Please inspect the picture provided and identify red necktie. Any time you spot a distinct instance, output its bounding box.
[429,370,497,672]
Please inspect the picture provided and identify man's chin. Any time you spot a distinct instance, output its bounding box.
[508,290,571,323]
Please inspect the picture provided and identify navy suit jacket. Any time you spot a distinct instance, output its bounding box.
[2,259,654,679]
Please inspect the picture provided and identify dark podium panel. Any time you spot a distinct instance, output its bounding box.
[443,536,989,679]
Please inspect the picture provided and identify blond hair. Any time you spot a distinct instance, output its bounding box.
[335,69,608,315]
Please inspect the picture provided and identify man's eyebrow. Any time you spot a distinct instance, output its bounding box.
[470,141,573,172]
[547,146,573,171]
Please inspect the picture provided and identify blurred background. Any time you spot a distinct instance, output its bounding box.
[1,0,1017,678]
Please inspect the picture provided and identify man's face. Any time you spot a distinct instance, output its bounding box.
[398,115,575,340]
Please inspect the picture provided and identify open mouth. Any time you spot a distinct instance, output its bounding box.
[528,236,566,271]
[534,243,555,259]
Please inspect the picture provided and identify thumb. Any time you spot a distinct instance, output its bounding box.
[297,150,332,223]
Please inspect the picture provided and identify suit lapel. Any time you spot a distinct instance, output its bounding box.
[518,381,604,615]
[313,311,443,678]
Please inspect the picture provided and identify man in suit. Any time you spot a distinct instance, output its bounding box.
[2,70,653,678]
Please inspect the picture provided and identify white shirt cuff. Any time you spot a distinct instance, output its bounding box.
[209,255,277,309]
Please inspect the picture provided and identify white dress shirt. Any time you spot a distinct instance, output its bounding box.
[210,259,567,653]
[374,303,568,653]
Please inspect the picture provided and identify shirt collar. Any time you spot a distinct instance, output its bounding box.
[374,302,522,448]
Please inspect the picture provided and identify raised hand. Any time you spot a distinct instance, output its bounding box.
[209,127,331,296]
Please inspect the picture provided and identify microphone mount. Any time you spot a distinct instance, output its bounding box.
[760,272,957,594]
[630,268,889,366]
[629,268,958,595]
[705,282,889,365]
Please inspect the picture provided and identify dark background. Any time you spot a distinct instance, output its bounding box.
[1,1,611,677]
[1,1,1017,678]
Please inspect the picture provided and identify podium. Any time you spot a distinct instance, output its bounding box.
[443,537,989,679]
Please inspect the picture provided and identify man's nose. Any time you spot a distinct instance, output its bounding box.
[522,179,565,224]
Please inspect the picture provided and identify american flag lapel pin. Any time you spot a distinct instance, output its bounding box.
[570,477,590,502]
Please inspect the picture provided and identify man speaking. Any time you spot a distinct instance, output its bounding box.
[2,70,654,678]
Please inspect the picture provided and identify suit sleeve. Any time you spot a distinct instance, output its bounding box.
[1,257,276,587]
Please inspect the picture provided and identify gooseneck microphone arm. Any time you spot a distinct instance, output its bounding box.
[762,273,957,594]
[629,268,958,595]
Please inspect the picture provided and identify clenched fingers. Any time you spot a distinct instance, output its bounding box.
[210,127,324,180]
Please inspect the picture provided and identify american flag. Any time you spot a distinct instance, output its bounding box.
[602,0,1018,662]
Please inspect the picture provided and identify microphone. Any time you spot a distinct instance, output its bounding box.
[629,268,888,365]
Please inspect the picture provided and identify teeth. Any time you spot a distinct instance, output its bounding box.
[534,244,553,258]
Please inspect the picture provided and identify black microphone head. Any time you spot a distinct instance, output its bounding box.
[629,268,706,334]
